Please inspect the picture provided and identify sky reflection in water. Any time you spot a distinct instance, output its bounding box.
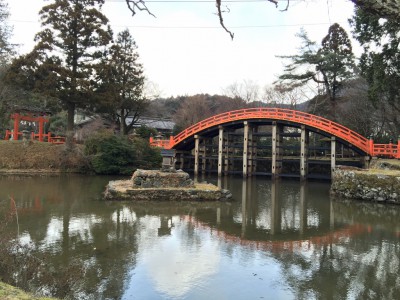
[1,174,400,300]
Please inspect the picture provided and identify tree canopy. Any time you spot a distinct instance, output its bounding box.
[6,0,112,138]
[277,24,355,106]
[351,6,400,137]
[95,29,146,135]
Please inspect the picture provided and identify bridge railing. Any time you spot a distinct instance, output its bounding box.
[149,136,174,149]
[148,108,400,158]
[170,108,370,153]
[373,143,398,158]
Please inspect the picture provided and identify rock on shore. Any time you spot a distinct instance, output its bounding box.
[331,166,400,204]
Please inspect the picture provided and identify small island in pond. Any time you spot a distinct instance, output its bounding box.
[104,169,232,201]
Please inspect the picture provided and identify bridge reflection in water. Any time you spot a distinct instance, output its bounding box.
[185,177,368,254]
[2,175,399,299]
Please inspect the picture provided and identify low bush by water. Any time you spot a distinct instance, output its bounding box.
[84,132,161,175]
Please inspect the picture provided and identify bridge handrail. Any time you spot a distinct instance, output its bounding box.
[171,108,370,153]
[373,143,398,158]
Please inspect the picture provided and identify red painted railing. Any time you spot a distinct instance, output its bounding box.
[150,108,399,158]
[373,143,398,158]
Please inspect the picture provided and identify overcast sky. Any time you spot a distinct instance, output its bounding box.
[8,0,358,98]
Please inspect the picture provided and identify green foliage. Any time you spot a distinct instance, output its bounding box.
[277,24,355,104]
[0,0,14,66]
[351,8,400,105]
[135,125,157,138]
[95,29,146,135]
[84,132,161,175]
[5,0,112,132]
[132,137,162,169]
[350,8,400,138]
[48,113,67,136]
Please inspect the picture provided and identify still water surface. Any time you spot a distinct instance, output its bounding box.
[1,174,400,299]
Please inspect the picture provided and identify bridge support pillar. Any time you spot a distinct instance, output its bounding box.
[272,122,283,179]
[331,136,336,173]
[248,125,257,176]
[194,135,200,176]
[300,125,309,181]
[174,151,183,170]
[218,126,224,176]
[224,132,231,174]
[201,138,208,174]
[243,121,249,177]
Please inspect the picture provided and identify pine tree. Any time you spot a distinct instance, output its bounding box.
[350,7,400,137]
[6,0,112,139]
[277,23,355,104]
[0,0,13,66]
[95,29,146,135]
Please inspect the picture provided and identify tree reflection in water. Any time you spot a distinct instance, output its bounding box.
[0,175,399,299]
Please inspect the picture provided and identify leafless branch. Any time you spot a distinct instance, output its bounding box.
[216,0,234,40]
[267,0,279,7]
[280,0,289,12]
[125,0,156,18]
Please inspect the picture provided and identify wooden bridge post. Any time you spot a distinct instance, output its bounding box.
[251,126,258,175]
[300,125,309,181]
[243,121,249,177]
[369,136,374,157]
[248,125,256,176]
[218,126,224,176]
[331,136,336,173]
[201,138,208,174]
[174,150,186,170]
[272,122,283,179]
[194,135,200,176]
[224,132,232,174]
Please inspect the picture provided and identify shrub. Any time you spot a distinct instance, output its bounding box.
[135,125,158,139]
[84,132,161,175]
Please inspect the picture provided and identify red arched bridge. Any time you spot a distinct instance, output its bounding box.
[150,108,399,178]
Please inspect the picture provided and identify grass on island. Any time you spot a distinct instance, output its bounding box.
[111,180,220,192]
[0,282,57,300]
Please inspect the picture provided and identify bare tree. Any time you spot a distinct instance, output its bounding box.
[173,95,212,131]
[123,0,400,39]
[223,80,260,104]
[263,84,310,109]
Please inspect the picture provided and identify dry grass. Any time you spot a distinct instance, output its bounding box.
[0,141,88,172]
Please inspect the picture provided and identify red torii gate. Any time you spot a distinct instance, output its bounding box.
[5,112,50,142]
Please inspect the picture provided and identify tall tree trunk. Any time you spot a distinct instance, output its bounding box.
[66,101,75,147]
[121,108,128,135]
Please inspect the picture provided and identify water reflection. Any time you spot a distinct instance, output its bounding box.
[0,175,400,299]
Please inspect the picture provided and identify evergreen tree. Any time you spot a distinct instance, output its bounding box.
[95,29,146,135]
[6,0,112,139]
[0,0,13,66]
[277,23,355,104]
[350,7,400,137]
[0,0,15,133]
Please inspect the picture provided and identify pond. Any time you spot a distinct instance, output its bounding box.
[0,174,399,299]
